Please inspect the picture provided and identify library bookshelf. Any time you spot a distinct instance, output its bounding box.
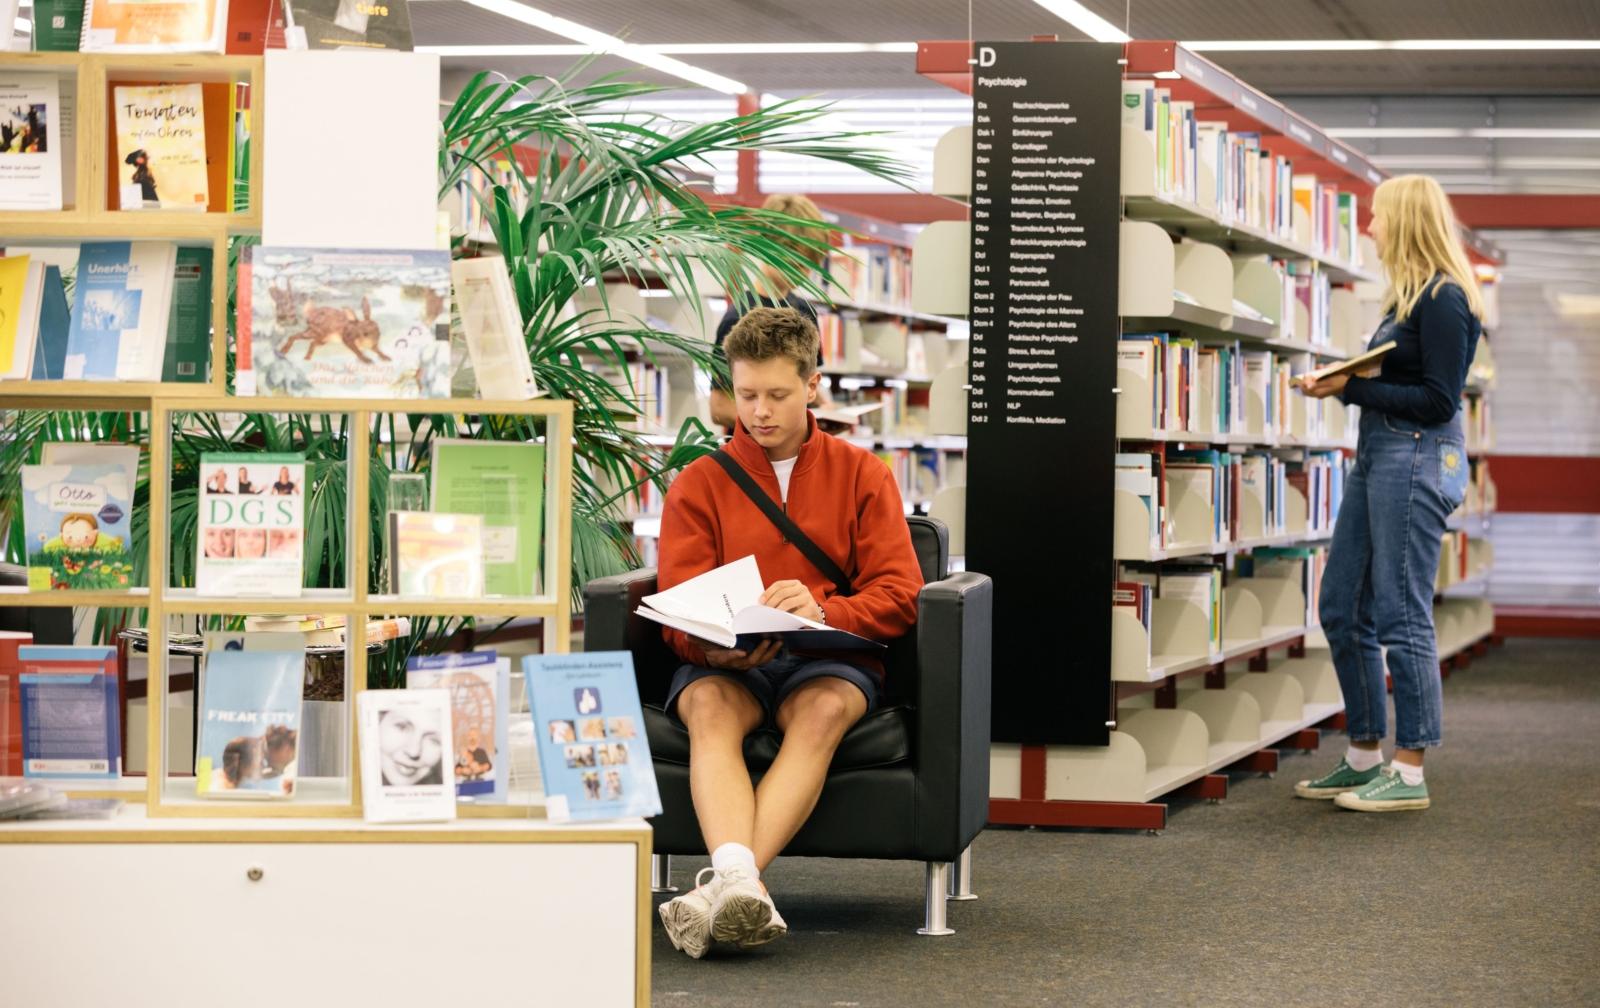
[911,38,1501,831]
[0,51,263,400]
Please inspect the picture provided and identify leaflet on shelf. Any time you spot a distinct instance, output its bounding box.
[388,510,485,598]
[405,651,510,802]
[29,266,72,380]
[195,452,306,597]
[523,651,661,822]
[80,0,229,51]
[0,256,44,380]
[239,245,452,398]
[358,688,456,822]
[31,0,86,52]
[0,73,63,211]
[450,255,540,400]
[17,645,120,780]
[284,0,414,51]
[63,240,177,382]
[429,439,545,598]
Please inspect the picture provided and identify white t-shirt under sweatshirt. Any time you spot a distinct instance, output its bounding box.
[771,455,798,504]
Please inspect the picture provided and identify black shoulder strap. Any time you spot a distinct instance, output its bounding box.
[710,449,854,597]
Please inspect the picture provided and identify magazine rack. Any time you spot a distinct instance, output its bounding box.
[0,51,262,403]
[0,52,580,819]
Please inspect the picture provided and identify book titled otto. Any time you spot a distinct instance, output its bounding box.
[240,245,451,398]
[114,83,209,210]
[20,460,136,591]
[196,452,305,597]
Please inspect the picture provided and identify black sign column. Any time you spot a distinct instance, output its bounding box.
[966,41,1122,746]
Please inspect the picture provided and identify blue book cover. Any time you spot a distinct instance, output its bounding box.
[17,645,120,780]
[406,650,510,801]
[523,652,661,822]
[29,266,70,380]
[63,241,174,381]
[20,461,136,591]
[196,649,303,799]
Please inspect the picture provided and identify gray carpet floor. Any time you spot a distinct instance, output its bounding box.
[650,638,1600,1007]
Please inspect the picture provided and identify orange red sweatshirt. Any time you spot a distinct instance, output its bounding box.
[656,414,924,675]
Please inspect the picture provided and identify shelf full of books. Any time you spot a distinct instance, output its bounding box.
[905,37,1483,828]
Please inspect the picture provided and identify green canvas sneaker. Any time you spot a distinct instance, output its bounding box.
[1334,766,1431,812]
[1293,757,1382,799]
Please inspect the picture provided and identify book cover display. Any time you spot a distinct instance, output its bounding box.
[17,645,121,780]
[388,510,484,598]
[405,651,509,801]
[357,688,455,823]
[0,255,41,379]
[0,72,63,211]
[113,83,209,210]
[196,452,306,596]
[29,266,72,380]
[32,0,88,51]
[63,240,176,381]
[20,461,136,591]
[161,245,213,382]
[241,245,451,398]
[80,0,230,52]
[285,0,413,50]
[450,255,539,400]
[195,647,302,798]
[429,439,545,598]
[523,652,660,822]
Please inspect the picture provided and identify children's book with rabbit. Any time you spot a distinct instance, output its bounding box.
[238,245,452,398]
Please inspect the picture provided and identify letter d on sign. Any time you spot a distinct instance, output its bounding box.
[978,47,997,67]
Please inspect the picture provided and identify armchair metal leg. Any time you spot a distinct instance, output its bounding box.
[916,861,955,936]
[947,845,977,901]
[651,854,679,894]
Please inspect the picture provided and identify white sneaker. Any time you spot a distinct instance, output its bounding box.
[658,868,718,959]
[709,864,787,948]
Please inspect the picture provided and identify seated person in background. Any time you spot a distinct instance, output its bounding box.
[709,194,833,429]
[655,306,923,959]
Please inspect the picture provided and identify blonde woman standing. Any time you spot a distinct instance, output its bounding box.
[1294,175,1484,812]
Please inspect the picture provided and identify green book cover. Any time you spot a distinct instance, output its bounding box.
[428,440,546,597]
[30,0,85,52]
[161,246,213,383]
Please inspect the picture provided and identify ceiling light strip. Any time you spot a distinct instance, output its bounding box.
[459,0,748,94]
[1029,0,1130,43]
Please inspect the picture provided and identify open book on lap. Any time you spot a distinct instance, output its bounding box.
[636,555,884,652]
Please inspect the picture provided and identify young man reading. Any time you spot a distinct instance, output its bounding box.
[656,307,923,958]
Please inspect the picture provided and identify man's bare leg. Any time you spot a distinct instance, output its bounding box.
[751,677,868,870]
[677,676,764,852]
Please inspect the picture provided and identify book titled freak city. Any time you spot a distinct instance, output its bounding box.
[523,652,660,823]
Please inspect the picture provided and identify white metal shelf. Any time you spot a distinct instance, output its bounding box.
[1122,192,1381,285]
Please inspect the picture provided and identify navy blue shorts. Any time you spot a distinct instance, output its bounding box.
[665,653,880,727]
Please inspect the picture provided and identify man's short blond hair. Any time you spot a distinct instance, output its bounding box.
[724,306,819,380]
[761,193,830,272]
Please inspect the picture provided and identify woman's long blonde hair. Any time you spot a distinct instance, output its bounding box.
[1373,174,1484,322]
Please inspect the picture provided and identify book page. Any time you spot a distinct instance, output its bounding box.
[640,554,763,631]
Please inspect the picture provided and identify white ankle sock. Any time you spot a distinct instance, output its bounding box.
[711,843,758,878]
[1345,746,1383,772]
[1392,760,1425,786]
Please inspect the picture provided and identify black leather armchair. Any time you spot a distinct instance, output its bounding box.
[582,516,992,933]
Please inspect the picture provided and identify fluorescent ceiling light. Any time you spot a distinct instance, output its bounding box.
[1186,39,1600,52]
[458,0,748,94]
[1029,0,1130,44]
[420,41,919,57]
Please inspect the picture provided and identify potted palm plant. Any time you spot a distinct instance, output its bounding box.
[0,67,913,687]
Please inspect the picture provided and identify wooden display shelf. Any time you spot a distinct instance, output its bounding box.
[0,587,151,607]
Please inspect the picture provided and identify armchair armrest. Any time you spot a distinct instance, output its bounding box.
[911,570,993,857]
[582,568,679,704]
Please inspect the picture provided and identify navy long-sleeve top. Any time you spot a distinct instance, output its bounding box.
[1340,275,1480,425]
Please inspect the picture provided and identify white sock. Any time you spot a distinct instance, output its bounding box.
[1345,746,1383,772]
[1392,760,1425,786]
[710,843,758,878]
